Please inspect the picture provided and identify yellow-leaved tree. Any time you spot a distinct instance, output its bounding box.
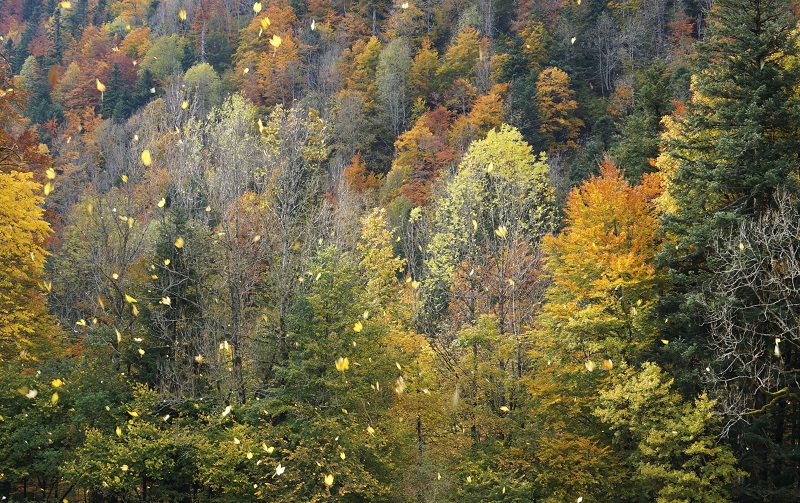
[0,170,58,360]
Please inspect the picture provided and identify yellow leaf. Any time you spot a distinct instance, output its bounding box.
[585,360,595,372]
[247,452,253,459]
[261,17,271,30]
[342,408,348,414]
[661,339,669,345]
[243,67,250,74]
[335,357,350,372]
[138,348,145,355]
[120,465,128,472]
[353,321,363,333]
[324,474,334,487]
[158,198,166,208]
[164,259,170,266]
[472,219,478,231]
[87,203,93,214]
[127,410,139,418]
[181,101,188,110]
[112,273,119,280]
[499,405,510,412]
[367,425,375,435]
[494,225,508,238]
[602,359,613,370]
[44,182,53,195]
[194,354,203,364]
[125,294,137,304]
[174,237,185,248]
[222,405,232,417]
[46,168,56,179]
[275,463,285,476]
[253,2,262,13]
[233,437,241,444]
[96,79,106,93]
[132,304,139,316]
[51,392,59,404]
[205,206,211,212]
[270,35,282,48]
[115,328,122,343]
[179,9,186,20]
[141,150,152,166]
[160,296,171,306]
[411,280,420,289]
[60,1,71,8]
[466,476,472,483]
[51,379,63,387]
[76,319,87,326]
[116,426,122,437]
[340,451,346,460]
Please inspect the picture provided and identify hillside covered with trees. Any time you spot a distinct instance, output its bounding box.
[1,0,800,499]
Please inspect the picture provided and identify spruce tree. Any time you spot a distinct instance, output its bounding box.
[659,0,800,497]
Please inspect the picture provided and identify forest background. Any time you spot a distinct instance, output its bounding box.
[1,0,799,499]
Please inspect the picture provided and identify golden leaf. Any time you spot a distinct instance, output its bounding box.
[52,379,63,387]
[179,9,187,20]
[51,392,59,404]
[46,168,56,179]
[158,198,166,208]
[181,100,188,110]
[116,426,122,437]
[174,237,185,248]
[141,149,152,166]
[127,410,139,417]
[335,357,350,372]
[261,17,271,30]
[353,321,363,333]
[253,2,262,13]
[44,182,53,196]
[324,474,334,487]
[96,79,106,93]
[270,35,282,48]
[125,294,137,304]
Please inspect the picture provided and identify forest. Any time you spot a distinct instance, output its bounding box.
[1,0,800,499]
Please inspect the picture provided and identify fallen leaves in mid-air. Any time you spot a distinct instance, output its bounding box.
[179,9,187,20]
[275,463,286,476]
[270,35,282,48]
[222,405,232,417]
[335,357,349,372]
[253,2,262,13]
[141,150,152,166]
[174,237,185,248]
[324,474,334,487]
[353,321,363,333]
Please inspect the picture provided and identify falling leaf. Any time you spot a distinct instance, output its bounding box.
[76,319,87,327]
[661,339,669,345]
[585,360,595,372]
[44,182,53,195]
[194,355,203,364]
[401,1,409,7]
[87,202,93,214]
[138,348,145,356]
[499,405,510,412]
[324,474,334,487]
[340,451,346,460]
[46,168,56,179]
[120,465,128,472]
[466,476,472,483]
[577,498,583,503]
[603,359,613,370]
[570,36,576,44]
[367,425,375,435]
[275,463,286,476]
[181,100,188,110]
[775,338,781,357]
[132,304,139,316]
[253,1,262,13]
[115,328,122,343]
[253,235,261,243]
[158,198,166,208]
[174,237,185,248]
[233,437,241,444]
[141,150,152,166]
[222,405,232,417]
[127,410,139,418]
[270,35,282,48]
[160,296,171,306]
[116,426,122,437]
[163,414,170,421]
[335,357,350,372]
[311,18,316,30]
[125,294,137,304]
[507,278,515,286]
[243,67,250,74]
[51,392,59,404]
[164,259,171,266]
[96,79,106,93]
[353,321,363,333]
[205,206,211,212]
[247,452,253,459]
[179,9,187,20]
[472,219,478,231]
[494,225,508,238]
[411,280,420,290]
[739,242,745,251]
[60,1,71,8]
[52,379,63,387]
[261,17,271,30]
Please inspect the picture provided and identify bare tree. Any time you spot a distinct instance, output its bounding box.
[705,192,800,436]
